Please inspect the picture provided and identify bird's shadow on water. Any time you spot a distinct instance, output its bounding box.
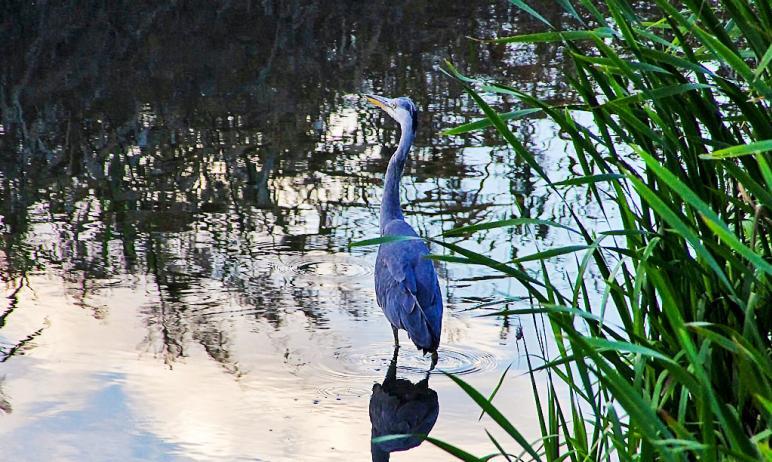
[369,346,439,462]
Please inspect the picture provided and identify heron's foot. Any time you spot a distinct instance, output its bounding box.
[429,351,438,371]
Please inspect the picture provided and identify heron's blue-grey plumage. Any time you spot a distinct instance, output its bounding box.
[368,95,443,354]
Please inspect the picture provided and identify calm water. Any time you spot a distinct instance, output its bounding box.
[0,2,608,461]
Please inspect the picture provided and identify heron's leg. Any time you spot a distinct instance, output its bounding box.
[386,344,399,384]
[429,351,438,371]
[391,326,400,348]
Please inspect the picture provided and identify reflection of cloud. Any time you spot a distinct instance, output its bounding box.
[0,274,375,460]
[0,269,555,461]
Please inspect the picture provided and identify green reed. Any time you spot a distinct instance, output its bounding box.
[370,0,771,460]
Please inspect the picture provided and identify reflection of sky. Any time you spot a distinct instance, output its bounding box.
[0,96,626,459]
[0,52,635,462]
[1,270,551,461]
[0,2,636,458]
[4,381,189,462]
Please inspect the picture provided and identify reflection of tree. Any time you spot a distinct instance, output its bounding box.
[0,1,576,367]
[0,375,11,414]
[0,251,49,365]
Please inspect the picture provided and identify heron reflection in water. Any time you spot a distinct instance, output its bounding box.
[369,347,439,462]
[365,94,443,369]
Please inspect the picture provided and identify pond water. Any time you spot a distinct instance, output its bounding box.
[0,2,607,461]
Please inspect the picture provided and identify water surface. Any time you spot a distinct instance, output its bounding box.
[0,2,605,460]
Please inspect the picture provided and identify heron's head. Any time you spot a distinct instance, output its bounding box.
[365,94,418,134]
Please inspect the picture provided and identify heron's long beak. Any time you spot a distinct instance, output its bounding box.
[365,94,390,110]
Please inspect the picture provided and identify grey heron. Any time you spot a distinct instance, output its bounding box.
[365,94,443,369]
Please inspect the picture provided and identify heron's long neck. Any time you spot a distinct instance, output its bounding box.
[380,122,415,233]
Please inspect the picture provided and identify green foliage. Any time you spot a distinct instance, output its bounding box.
[422,0,772,460]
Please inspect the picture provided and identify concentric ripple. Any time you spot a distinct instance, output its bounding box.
[282,252,373,287]
[313,341,497,384]
[316,384,373,399]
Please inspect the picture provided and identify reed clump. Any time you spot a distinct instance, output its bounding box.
[423,0,771,460]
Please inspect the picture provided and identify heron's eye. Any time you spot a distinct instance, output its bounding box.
[391,103,397,109]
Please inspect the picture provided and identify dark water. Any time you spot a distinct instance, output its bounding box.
[0,2,601,461]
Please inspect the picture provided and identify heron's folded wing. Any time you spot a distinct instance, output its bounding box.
[379,221,437,349]
[412,256,442,341]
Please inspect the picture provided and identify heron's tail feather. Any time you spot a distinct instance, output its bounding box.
[397,293,439,353]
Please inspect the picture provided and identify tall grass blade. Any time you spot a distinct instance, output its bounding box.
[445,372,543,462]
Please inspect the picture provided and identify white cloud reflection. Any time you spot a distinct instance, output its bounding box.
[1,271,551,461]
